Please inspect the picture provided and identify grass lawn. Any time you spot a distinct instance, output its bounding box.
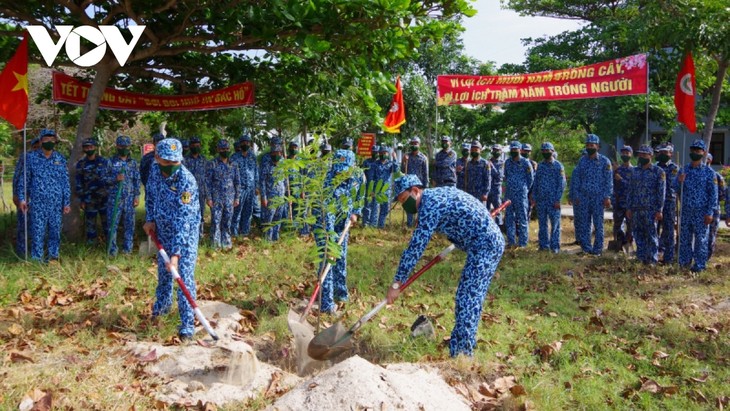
[0,207,728,410]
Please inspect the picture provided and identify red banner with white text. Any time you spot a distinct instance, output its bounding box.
[437,54,647,106]
[52,71,255,111]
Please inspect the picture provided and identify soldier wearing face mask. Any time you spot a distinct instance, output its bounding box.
[75,138,110,245]
[230,134,258,237]
[705,153,725,261]
[362,144,380,226]
[368,145,399,228]
[626,145,665,265]
[105,135,140,256]
[654,143,678,263]
[456,142,470,191]
[183,136,208,236]
[463,141,491,205]
[259,143,287,241]
[206,139,240,249]
[612,145,635,253]
[433,136,457,187]
[400,136,428,227]
[531,142,565,253]
[16,129,71,263]
[488,144,505,227]
[504,140,534,248]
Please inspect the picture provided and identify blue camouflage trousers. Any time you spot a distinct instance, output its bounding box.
[29,202,62,262]
[450,225,504,357]
[678,208,709,271]
[505,192,528,247]
[612,207,632,247]
[15,209,29,256]
[537,203,560,252]
[632,210,658,264]
[232,188,255,236]
[658,200,676,262]
[576,197,604,254]
[107,197,135,255]
[210,201,233,248]
[707,212,720,261]
[83,199,108,243]
[262,202,286,241]
[317,217,351,313]
[487,190,503,226]
[152,249,198,337]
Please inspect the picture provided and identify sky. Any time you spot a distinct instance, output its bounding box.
[461,1,584,67]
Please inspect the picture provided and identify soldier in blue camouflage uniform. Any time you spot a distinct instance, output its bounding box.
[504,141,534,248]
[206,140,240,249]
[17,129,71,262]
[183,136,208,236]
[140,132,165,187]
[362,144,379,226]
[675,140,718,272]
[386,175,504,357]
[401,136,429,227]
[463,141,491,204]
[75,138,110,244]
[259,144,287,241]
[433,136,457,187]
[368,145,399,228]
[522,143,538,219]
[316,149,363,313]
[655,143,678,263]
[13,137,40,256]
[626,145,666,265]
[531,142,565,253]
[455,142,470,191]
[488,144,505,226]
[230,134,258,237]
[613,146,635,251]
[105,135,141,255]
[705,153,725,261]
[571,134,613,255]
[182,139,190,158]
[143,138,201,341]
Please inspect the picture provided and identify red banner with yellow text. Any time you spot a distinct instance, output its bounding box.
[437,54,647,106]
[356,133,376,157]
[52,71,254,111]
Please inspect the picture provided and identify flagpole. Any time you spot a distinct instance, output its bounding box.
[22,124,28,261]
[645,53,650,145]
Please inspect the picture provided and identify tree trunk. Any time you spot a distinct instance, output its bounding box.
[63,58,118,241]
[702,56,729,149]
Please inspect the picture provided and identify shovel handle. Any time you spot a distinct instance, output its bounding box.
[149,232,219,341]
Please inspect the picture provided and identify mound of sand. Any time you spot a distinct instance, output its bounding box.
[268,356,471,411]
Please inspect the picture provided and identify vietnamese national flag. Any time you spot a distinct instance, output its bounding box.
[674,52,696,133]
[383,76,406,133]
[0,34,29,130]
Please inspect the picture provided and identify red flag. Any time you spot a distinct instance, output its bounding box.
[674,52,696,133]
[0,34,29,130]
[383,76,406,133]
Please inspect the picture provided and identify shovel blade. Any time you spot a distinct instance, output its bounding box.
[307,322,354,361]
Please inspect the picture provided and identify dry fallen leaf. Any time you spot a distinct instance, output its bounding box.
[137,349,158,363]
[639,379,662,394]
[10,351,34,363]
[510,385,527,396]
[652,351,669,360]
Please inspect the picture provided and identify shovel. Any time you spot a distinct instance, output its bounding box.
[307,199,511,361]
[149,231,219,341]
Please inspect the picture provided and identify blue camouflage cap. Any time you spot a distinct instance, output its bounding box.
[461,142,471,150]
[585,134,600,144]
[620,145,633,154]
[217,139,230,150]
[637,144,653,155]
[321,143,332,152]
[182,139,190,148]
[409,136,421,144]
[471,140,482,149]
[239,134,252,143]
[332,149,355,174]
[509,141,521,150]
[157,138,183,162]
[190,136,201,144]
[541,142,555,151]
[689,139,706,150]
[656,142,674,152]
[30,137,40,146]
[39,128,56,138]
[491,144,503,152]
[392,174,424,198]
[116,135,132,146]
[707,153,713,161]
[441,135,451,142]
[521,143,532,151]
[379,145,390,153]
[271,144,283,153]
[152,132,165,143]
[270,136,283,146]
[289,140,299,148]
[82,138,97,147]
[372,145,380,153]
[342,138,354,148]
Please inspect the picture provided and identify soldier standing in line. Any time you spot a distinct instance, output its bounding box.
[504,141,534,248]
[230,134,258,237]
[206,140,240,249]
[362,144,379,226]
[400,136,428,227]
[12,137,40,256]
[432,135,457,187]
[456,142,470,191]
[183,136,208,236]
[368,145,399,228]
[105,135,141,256]
[463,141,491,205]
[626,145,665,265]
[521,143,538,219]
[259,143,287,241]
[140,132,165,187]
[655,143,678,264]
[705,153,725,261]
[487,144,505,228]
[571,134,613,255]
[613,146,635,252]
[75,138,110,245]
[531,142,565,253]
[675,139,717,273]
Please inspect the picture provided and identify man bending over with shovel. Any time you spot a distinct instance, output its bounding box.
[385,174,505,357]
[143,138,201,341]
